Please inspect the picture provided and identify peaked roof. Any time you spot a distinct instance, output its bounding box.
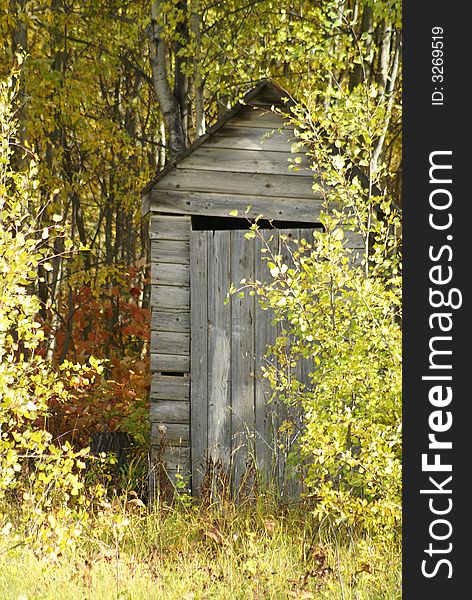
[142,80,293,197]
[141,79,377,220]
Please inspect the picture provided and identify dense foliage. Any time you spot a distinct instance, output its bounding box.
[1,0,402,566]
[0,73,108,557]
[240,82,402,535]
[0,0,401,446]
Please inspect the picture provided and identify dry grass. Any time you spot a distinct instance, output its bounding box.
[0,494,401,599]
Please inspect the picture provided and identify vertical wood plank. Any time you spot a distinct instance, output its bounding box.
[292,228,305,396]
[254,229,279,484]
[298,226,316,393]
[207,230,232,467]
[230,230,256,495]
[190,230,208,494]
[277,228,317,496]
[276,228,300,495]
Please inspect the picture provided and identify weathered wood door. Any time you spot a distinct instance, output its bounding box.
[190,227,317,495]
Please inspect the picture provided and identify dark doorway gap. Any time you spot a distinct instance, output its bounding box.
[191,215,322,231]
[160,371,186,377]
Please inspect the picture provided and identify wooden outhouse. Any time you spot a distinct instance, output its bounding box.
[142,81,363,496]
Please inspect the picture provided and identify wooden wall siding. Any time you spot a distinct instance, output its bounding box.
[205,126,295,152]
[189,227,321,496]
[150,214,192,491]
[151,423,189,445]
[253,231,279,482]
[151,263,189,286]
[151,239,190,264]
[189,230,208,493]
[230,106,292,129]
[151,353,190,373]
[158,170,317,199]
[151,311,189,333]
[230,231,255,494]
[151,374,190,401]
[151,191,325,223]
[157,446,190,471]
[177,147,312,176]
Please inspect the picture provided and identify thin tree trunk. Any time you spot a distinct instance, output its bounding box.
[149,0,187,159]
[105,199,114,265]
[377,20,392,88]
[39,0,66,319]
[174,0,189,140]
[58,285,75,362]
[371,31,401,172]
[191,0,206,137]
[10,0,28,159]
[10,0,27,53]
[349,4,374,89]
[158,119,166,167]
[115,205,124,262]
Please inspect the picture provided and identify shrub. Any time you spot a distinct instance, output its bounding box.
[0,70,107,558]
[240,86,402,537]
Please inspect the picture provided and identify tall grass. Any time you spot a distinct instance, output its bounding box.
[0,492,401,599]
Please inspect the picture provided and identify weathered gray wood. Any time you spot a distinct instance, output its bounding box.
[295,228,315,449]
[254,231,279,482]
[270,229,293,494]
[150,215,191,241]
[151,422,189,445]
[152,311,190,333]
[190,230,209,494]
[230,230,255,495]
[207,230,232,466]
[151,239,190,264]
[142,192,151,217]
[343,229,365,249]
[151,285,190,310]
[177,147,312,177]
[248,86,288,107]
[151,374,190,401]
[151,353,190,373]
[150,190,325,223]
[149,446,191,501]
[151,400,190,424]
[152,446,190,471]
[151,262,189,286]
[296,228,315,244]
[158,169,316,199]
[165,468,191,489]
[231,106,291,129]
[350,248,365,268]
[151,331,189,356]
[276,228,312,497]
[204,126,297,151]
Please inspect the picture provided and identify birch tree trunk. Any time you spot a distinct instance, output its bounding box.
[349,4,374,90]
[191,0,206,137]
[10,0,28,163]
[149,0,187,160]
